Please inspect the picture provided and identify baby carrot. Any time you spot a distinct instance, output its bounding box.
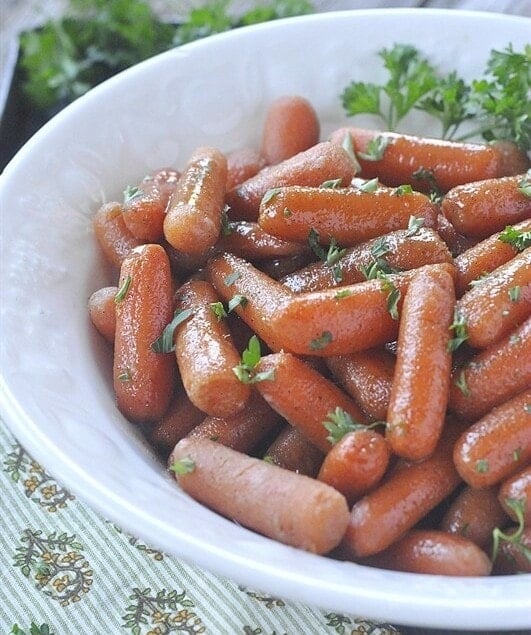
[386,266,455,461]
[364,530,492,576]
[217,221,309,261]
[449,317,531,422]
[326,348,395,421]
[441,175,531,239]
[453,389,531,488]
[113,244,175,422]
[455,249,531,349]
[454,219,531,296]
[498,466,531,526]
[173,280,250,418]
[149,382,206,453]
[187,392,283,454]
[253,352,368,453]
[164,146,227,255]
[260,95,320,165]
[264,426,324,477]
[226,148,266,190]
[207,252,292,352]
[93,202,144,268]
[329,127,528,192]
[342,418,463,557]
[88,286,117,343]
[440,486,508,550]
[271,263,455,356]
[170,437,350,554]
[281,227,452,293]
[258,185,438,245]
[225,142,356,221]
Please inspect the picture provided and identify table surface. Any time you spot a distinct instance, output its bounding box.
[1,2,530,634]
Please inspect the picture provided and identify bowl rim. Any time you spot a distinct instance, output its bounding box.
[1,8,531,631]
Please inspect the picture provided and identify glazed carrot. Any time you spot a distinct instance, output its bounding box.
[122,168,179,242]
[207,252,292,352]
[271,263,455,357]
[217,221,309,261]
[341,418,463,557]
[260,95,320,165]
[226,148,266,190]
[441,175,531,239]
[187,392,283,454]
[449,317,531,422]
[113,244,175,422]
[440,486,508,550]
[258,252,314,280]
[149,383,205,452]
[455,249,531,349]
[258,185,438,245]
[225,141,356,221]
[317,427,391,505]
[364,530,492,576]
[165,243,215,277]
[436,213,472,258]
[264,426,324,477]
[329,127,529,192]
[493,527,531,574]
[498,465,531,526]
[281,227,452,293]
[164,146,227,255]
[454,219,531,296]
[93,202,144,268]
[386,267,455,461]
[173,280,250,418]
[453,389,531,488]
[170,437,350,554]
[326,349,395,421]
[254,352,367,453]
[88,286,117,343]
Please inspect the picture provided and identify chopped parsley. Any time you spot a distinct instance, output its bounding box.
[448,308,469,352]
[114,275,132,303]
[309,331,333,350]
[151,308,193,354]
[232,336,274,384]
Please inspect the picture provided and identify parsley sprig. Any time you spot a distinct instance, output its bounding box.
[341,43,531,150]
[233,336,274,384]
[498,225,531,252]
[448,308,469,352]
[491,498,531,566]
[323,407,384,444]
[359,237,399,280]
[308,228,346,284]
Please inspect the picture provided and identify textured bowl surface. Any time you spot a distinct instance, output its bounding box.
[1,9,530,630]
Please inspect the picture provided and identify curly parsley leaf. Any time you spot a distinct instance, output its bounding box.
[233,336,274,384]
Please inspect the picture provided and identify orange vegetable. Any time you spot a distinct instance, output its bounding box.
[329,127,528,192]
[442,175,531,239]
[498,465,531,526]
[258,185,438,245]
[264,426,324,477]
[226,148,266,190]
[225,141,356,221]
[93,202,143,268]
[453,389,531,488]
[365,530,492,576]
[164,146,227,254]
[260,95,320,165]
[113,244,175,422]
[254,352,367,453]
[386,266,455,461]
[455,249,531,349]
[88,286,117,343]
[217,221,309,261]
[449,317,531,422]
[173,280,250,418]
[170,437,350,554]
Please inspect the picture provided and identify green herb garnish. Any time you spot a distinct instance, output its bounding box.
[151,308,193,354]
[498,225,531,252]
[323,407,384,444]
[320,178,343,189]
[232,335,275,384]
[377,272,401,320]
[394,184,413,196]
[210,302,228,321]
[448,308,469,352]
[228,294,248,312]
[357,177,379,193]
[454,370,470,397]
[261,188,282,205]
[308,228,346,283]
[405,215,425,236]
[475,458,489,473]
[169,457,196,475]
[491,498,531,565]
[358,135,390,161]
[509,286,521,302]
[114,275,132,303]
[224,271,241,286]
[309,331,333,350]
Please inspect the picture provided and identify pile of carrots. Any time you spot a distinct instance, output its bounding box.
[89,95,531,576]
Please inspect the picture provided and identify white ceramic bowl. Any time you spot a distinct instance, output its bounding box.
[1,9,530,630]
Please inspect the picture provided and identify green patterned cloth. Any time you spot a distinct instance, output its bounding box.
[0,418,403,635]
